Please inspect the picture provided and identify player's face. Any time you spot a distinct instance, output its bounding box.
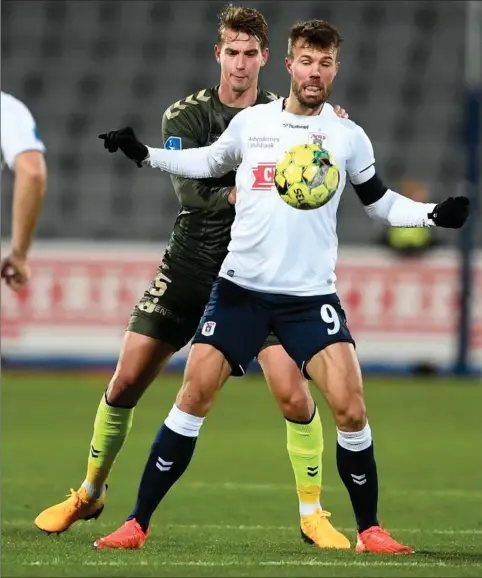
[286,41,339,109]
[215,29,268,94]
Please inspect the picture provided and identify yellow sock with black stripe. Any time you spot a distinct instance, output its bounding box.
[81,394,134,499]
[286,406,323,516]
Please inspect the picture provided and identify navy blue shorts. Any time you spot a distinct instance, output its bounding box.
[192,278,355,378]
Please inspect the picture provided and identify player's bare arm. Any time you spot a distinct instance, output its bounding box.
[1,92,47,291]
[1,151,47,290]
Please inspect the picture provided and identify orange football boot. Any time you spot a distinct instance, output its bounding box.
[94,519,149,550]
[300,509,351,549]
[35,487,106,534]
[356,525,414,554]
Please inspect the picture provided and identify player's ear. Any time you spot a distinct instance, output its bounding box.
[261,48,269,67]
[334,61,340,76]
[214,44,222,64]
[285,56,293,75]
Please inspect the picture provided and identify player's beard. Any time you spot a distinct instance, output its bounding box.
[292,78,332,110]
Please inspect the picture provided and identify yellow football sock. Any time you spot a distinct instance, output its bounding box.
[82,394,134,498]
[286,406,323,516]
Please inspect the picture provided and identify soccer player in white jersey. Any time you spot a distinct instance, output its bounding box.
[1,91,47,291]
[96,20,469,553]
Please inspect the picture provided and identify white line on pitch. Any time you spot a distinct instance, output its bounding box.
[24,559,482,569]
[5,519,482,535]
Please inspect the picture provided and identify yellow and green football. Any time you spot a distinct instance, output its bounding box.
[274,144,340,210]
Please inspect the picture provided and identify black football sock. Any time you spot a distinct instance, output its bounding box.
[336,423,379,532]
[128,405,204,532]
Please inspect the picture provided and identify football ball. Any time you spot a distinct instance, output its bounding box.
[274,144,340,210]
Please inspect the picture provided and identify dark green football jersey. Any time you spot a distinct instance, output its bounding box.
[161,85,279,287]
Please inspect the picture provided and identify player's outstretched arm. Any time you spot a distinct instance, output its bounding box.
[99,113,244,181]
[347,126,470,229]
[363,188,469,229]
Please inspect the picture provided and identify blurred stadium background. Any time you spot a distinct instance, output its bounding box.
[2,3,482,576]
[1,0,481,374]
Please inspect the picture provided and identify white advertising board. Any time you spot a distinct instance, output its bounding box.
[1,242,481,371]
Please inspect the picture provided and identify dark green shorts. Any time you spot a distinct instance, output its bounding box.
[127,263,281,353]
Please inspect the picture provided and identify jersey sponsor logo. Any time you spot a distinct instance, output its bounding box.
[164,136,182,150]
[248,136,280,149]
[309,132,327,146]
[252,162,275,190]
[201,321,216,336]
[283,122,309,129]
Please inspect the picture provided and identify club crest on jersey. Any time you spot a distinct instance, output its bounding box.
[309,132,327,146]
[201,321,216,336]
[164,136,182,150]
[252,162,275,190]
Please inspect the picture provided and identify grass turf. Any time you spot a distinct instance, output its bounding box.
[2,372,482,577]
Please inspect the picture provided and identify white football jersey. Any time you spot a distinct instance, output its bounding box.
[1,91,46,170]
[147,98,376,297]
[219,100,374,296]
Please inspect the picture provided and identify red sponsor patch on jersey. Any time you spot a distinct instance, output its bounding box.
[252,163,276,190]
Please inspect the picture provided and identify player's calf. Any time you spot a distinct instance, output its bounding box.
[306,342,412,552]
[106,331,175,407]
[307,344,379,532]
[258,343,349,547]
[122,344,232,534]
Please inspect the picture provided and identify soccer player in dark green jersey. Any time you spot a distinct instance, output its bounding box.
[36,5,350,549]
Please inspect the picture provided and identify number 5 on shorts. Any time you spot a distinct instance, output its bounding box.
[320,304,340,335]
[149,271,171,297]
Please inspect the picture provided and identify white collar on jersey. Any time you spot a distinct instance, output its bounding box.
[281,98,325,116]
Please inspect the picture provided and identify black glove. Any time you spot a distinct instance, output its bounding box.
[98,127,148,167]
[429,196,470,228]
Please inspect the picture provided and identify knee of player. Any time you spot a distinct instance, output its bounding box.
[278,388,314,422]
[334,397,367,431]
[176,379,216,416]
[106,373,144,406]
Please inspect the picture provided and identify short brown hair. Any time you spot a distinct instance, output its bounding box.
[217,4,269,50]
[288,19,342,59]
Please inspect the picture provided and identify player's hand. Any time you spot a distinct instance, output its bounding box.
[429,196,470,228]
[98,127,148,167]
[334,104,349,119]
[228,187,237,206]
[1,252,30,291]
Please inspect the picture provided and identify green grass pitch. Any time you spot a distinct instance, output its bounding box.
[2,372,482,577]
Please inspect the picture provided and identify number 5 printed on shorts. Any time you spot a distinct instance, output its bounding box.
[138,271,172,314]
[320,304,340,335]
[149,271,172,297]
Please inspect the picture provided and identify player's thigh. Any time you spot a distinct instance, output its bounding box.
[192,277,270,377]
[272,296,364,429]
[112,265,208,406]
[176,343,233,417]
[306,342,366,430]
[272,293,355,378]
[107,331,175,406]
[258,340,314,421]
[127,264,208,352]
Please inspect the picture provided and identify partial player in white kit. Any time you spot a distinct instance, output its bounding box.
[96,19,469,553]
[1,91,47,291]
